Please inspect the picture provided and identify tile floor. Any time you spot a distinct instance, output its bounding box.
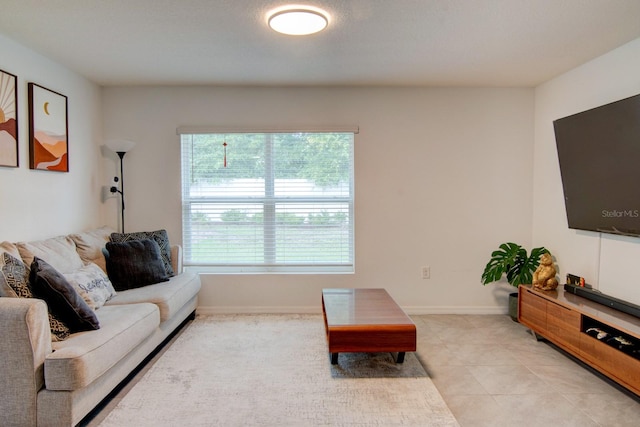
[83,314,640,426]
[413,314,640,427]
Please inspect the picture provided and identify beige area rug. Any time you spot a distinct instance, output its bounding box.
[99,314,458,426]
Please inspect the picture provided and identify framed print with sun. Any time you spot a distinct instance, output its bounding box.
[0,69,18,168]
[28,83,68,172]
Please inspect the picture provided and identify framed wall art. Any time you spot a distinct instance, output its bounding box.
[28,83,68,172]
[0,69,18,168]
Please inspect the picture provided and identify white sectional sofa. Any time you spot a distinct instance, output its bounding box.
[0,227,201,426]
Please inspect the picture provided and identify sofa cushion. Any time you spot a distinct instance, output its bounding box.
[63,262,117,310]
[45,302,160,390]
[0,240,21,260]
[30,257,100,332]
[69,226,115,274]
[17,235,84,274]
[110,229,175,277]
[105,239,169,291]
[105,271,201,322]
[1,252,71,341]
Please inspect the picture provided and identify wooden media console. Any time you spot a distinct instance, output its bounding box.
[519,284,640,396]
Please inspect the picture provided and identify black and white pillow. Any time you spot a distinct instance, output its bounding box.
[64,262,117,310]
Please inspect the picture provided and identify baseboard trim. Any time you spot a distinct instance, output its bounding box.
[196,305,508,316]
[403,306,508,315]
[197,306,320,315]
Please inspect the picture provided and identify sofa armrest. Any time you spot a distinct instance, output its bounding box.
[0,298,52,426]
[171,245,183,274]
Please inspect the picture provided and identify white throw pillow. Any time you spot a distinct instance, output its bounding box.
[64,262,117,310]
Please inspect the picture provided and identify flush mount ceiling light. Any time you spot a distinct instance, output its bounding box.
[267,5,330,35]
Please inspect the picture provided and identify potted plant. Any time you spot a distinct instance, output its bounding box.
[481,242,549,321]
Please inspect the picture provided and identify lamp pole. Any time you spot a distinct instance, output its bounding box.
[106,139,135,233]
[117,151,126,233]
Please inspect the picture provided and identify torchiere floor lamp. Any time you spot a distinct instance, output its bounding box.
[106,139,136,233]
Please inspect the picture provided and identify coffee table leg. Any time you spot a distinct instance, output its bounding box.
[331,352,339,364]
[396,352,406,363]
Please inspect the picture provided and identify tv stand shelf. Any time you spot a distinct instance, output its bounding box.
[518,284,640,396]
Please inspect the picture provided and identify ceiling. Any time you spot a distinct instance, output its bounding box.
[1,0,640,87]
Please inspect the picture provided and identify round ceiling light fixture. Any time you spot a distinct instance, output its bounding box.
[267,5,330,36]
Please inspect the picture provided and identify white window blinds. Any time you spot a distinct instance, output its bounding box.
[180,131,355,273]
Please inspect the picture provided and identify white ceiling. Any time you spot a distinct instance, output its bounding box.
[1,0,640,87]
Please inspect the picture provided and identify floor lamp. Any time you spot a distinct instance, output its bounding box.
[106,139,136,233]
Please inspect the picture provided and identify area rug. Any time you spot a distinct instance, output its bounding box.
[99,314,458,426]
[330,350,427,379]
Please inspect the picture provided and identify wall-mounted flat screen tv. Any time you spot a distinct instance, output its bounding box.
[554,93,640,237]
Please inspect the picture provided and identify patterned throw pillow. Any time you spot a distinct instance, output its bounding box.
[0,250,20,298]
[1,252,29,298]
[110,229,174,277]
[64,262,117,310]
[0,274,16,297]
[0,252,71,341]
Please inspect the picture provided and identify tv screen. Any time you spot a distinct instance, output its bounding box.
[554,93,640,237]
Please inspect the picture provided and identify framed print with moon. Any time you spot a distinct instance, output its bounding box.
[0,69,18,168]
[28,83,68,172]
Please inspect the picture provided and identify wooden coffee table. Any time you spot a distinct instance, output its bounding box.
[321,288,416,364]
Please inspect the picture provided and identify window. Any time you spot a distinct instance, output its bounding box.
[180,130,355,273]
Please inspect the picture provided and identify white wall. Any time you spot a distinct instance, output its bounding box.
[0,34,103,242]
[4,29,639,314]
[102,86,534,313]
[533,37,640,306]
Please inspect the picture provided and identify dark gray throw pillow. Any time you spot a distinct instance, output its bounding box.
[30,257,100,332]
[105,239,169,291]
[2,252,71,341]
[110,229,174,277]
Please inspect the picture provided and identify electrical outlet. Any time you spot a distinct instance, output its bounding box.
[421,266,430,279]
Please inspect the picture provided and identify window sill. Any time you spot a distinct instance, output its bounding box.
[184,265,354,275]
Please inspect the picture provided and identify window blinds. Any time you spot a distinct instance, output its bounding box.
[180,131,355,273]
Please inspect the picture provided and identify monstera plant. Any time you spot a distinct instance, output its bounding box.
[481,242,549,287]
[481,242,549,321]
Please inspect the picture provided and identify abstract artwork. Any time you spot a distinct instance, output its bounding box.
[0,69,18,168]
[28,83,68,172]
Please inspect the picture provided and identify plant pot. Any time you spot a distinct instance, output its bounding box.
[508,292,519,322]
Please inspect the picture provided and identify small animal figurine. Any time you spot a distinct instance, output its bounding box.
[532,252,558,291]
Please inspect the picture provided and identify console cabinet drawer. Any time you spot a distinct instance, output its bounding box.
[547,302,581,351]
[519,289,546,330]
[547,302,580,330]
[522,289,547,311]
